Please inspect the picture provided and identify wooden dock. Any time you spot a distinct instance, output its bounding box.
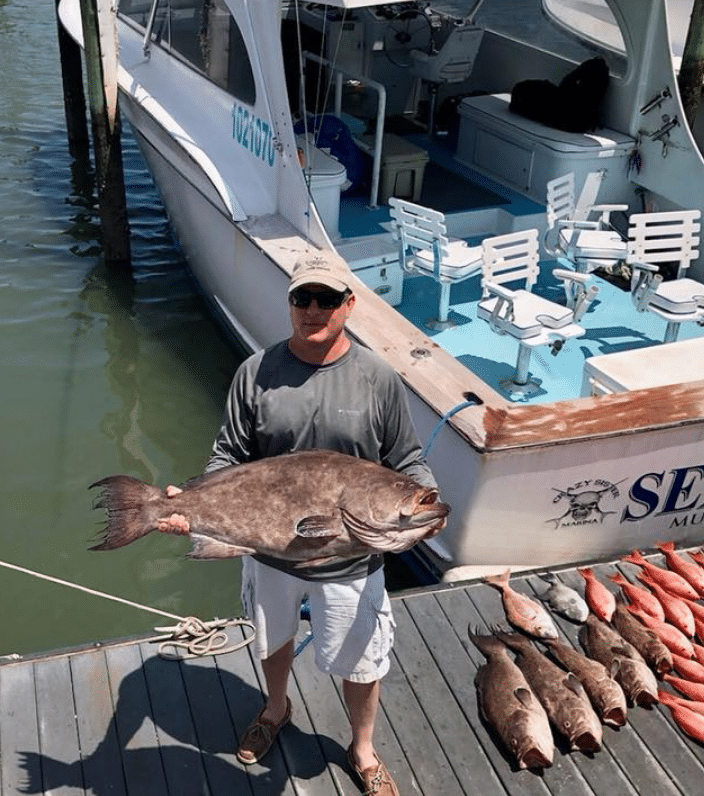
[1,554,703,796]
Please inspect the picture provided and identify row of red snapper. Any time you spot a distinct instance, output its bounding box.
[470,541,704,771]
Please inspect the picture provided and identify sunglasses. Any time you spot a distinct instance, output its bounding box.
[289,287,350,310]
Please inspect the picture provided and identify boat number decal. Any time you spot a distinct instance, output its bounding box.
[546,466,704,531]
[232,103,275,167]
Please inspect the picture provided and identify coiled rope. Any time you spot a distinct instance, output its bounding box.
[0,559,255,661]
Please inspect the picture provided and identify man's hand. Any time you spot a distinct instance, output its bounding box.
[157,485,189,533]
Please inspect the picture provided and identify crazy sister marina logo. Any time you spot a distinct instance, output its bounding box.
[548,479,625,528]
[547,466,704,531]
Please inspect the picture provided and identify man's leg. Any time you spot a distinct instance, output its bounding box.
[260,639,295,723]
[344,678,380,771]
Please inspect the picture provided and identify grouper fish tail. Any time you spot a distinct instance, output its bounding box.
[89,475,164,550]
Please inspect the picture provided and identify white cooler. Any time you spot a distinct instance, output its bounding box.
[336,235,404,306]
[455,93,637,206]
[297,136,348,240]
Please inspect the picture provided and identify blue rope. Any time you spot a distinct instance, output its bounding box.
[422,399,478,458]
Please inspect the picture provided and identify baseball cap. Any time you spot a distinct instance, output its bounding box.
[289,251,353,294]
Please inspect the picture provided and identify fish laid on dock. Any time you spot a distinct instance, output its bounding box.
[609,572,665,621]
[636,574,695,638]
[90,450,449,566]
[578,567,616,622]
[469,630,554,770]
[611,596,673,676]
[657,690,704,744]
[579,614,658,707]
[538,572,589,622]
[623,550,699,601]
[483,568,558,639]
[656,542,704,596]
[543,637,627,727]
[628,605,695,659]
[496,632,602,752]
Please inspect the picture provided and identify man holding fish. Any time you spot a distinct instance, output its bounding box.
[162,250,442,796]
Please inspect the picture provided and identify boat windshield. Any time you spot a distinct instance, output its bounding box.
[430,0,628,76]
[117,0,256,104]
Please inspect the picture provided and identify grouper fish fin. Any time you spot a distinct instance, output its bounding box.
[515,687,536,709]
[89,475,164,550]
[188,534,256,559]
[295,515,344,538]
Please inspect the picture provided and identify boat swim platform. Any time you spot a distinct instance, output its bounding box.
[2,552,702,796]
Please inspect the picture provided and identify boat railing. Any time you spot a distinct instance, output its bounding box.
[301,51,386,208]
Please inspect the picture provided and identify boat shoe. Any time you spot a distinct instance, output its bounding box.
[236,698,292,765]
[347,745,400,796]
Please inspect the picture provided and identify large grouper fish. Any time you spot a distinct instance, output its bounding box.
[89,450,450,566]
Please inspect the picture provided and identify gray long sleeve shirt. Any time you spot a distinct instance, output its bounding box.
[206,338,436,581]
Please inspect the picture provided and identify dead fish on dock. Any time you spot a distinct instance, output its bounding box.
[611,596,673,676]
[483,569,558,639]
[90,450,449,566]
[469,630,554,770]
[657,689,704,744]
[577,567,616,622]
[627,605,695,660]
[579,614,659,707]
[543,637,627,727]
[537,572,589,623]
[656,541,704,596]
[622,549,699,601]
[496,631,602,752]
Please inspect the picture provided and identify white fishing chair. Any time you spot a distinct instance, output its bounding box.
[628,209,704,343]
[410,24,483,136]
[478,228,599,395]
[388,197,483,330]
[545,172,628,304]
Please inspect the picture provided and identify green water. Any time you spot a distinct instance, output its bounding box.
[0,0,245,657]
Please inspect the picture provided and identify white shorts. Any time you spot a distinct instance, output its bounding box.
[240,557,395,683]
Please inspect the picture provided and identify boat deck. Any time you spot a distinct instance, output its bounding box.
[3,552,702,796]
[336,134,704,405]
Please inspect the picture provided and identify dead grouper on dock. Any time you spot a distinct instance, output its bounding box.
[538,572,589,623]
[468,630,554,770]
[495,631,602,752]
[578,614,659,707]
[611,595,673,676]
[542,637,627,727]
[90,450,450,565]
[483,568,558,639]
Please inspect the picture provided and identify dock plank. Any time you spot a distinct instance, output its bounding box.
[33,656,84,796]
[71,649,127,796]
[103,644,170,796]
[2,551,704,796]
[0,661,42,796]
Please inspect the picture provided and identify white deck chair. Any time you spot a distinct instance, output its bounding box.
[388,197,483,329]
[478,229,599,395]
[545,172,628,293]
[628,209,704,343]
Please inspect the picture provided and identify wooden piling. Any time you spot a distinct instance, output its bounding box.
[77,0,131,267]
[679,0,704,129]
[55,0,90,160]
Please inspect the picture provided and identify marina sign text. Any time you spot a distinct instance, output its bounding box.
[232,103,276,167]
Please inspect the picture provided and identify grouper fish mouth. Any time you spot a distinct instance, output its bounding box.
[90,450,450,567]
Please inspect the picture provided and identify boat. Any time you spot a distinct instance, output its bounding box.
[57,0,704,579]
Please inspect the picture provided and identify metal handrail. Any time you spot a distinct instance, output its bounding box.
[301,51,386,208]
